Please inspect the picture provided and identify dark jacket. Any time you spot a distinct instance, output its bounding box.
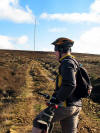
[53,55,82,107]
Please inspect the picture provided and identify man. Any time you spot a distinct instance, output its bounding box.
[32,37,82,133]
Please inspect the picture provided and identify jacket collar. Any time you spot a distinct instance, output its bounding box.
[59,53,75,63]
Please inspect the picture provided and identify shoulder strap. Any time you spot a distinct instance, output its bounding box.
[62,56,79,68]
[69,57,79,67]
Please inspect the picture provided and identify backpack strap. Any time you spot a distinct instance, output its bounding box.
[62,56,80,70]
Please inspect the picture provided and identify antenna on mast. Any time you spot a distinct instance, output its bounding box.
[34,18,36,51]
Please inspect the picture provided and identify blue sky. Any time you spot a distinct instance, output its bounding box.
[0,0,100,54]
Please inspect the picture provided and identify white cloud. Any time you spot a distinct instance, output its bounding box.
[0,35,29,50]
[48,28,67,33]
[16,35,28,44]
[73,27,100,54]
[40,12,100,23]
[0,35,14,49]
[90,0,100,13]
[40,0,100,23]
[0,0,35,23]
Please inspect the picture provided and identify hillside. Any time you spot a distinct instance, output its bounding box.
[0,49,100,133]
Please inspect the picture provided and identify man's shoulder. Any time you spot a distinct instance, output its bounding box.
[61,57,78,70]
[61,56,78,65]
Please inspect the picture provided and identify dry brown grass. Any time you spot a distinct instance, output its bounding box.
[0,50,100,133]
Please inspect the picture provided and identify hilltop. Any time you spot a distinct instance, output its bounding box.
[0,49,100,133]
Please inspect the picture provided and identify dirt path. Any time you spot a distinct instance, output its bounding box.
[8,60,55,133]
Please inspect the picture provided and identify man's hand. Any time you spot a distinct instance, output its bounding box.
[88,85,93,96]
[50,97,60,104]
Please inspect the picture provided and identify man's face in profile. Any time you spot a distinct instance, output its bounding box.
[55,51,60,61]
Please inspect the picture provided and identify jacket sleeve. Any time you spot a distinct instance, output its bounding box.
[56,60,76,102]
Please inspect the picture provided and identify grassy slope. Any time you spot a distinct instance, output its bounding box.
[0,50,100,133]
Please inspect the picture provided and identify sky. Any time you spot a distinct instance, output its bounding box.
[0,0,100,55]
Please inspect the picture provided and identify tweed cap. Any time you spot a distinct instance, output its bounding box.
[51,37,74,46]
